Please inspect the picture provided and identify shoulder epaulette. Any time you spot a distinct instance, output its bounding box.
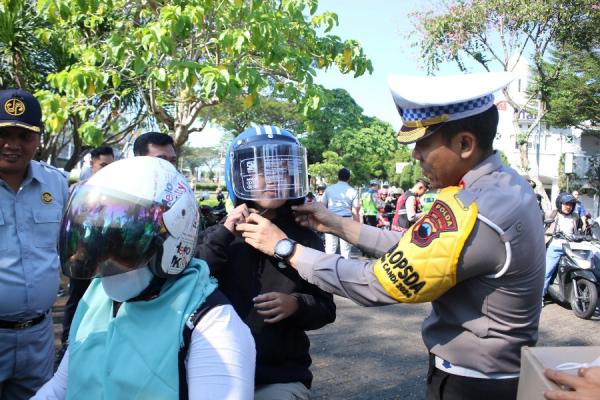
[39,161,69,178]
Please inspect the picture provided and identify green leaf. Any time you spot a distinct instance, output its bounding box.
[134,56,145,75]
[111,72,121,88]
[78,121,104,146]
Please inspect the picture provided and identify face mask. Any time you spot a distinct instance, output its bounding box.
[101,266,154,302]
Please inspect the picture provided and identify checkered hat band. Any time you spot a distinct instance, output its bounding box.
[401,94,493,122]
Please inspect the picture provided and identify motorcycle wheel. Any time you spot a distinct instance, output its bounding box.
[570,279,598,319]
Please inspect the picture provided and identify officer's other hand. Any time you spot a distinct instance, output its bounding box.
[544,367,600,400]
[235,213,286,256]
[224,204,251,233]
[253,292,299,323]
[292,202,335,233]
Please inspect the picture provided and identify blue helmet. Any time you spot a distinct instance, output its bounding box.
[224,125,309,205]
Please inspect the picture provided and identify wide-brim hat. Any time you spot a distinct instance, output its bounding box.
[0,89,42,133]
[388,72,515,144]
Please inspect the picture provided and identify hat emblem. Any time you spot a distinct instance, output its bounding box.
[5,98,26,116]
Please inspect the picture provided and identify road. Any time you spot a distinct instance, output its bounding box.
[307,296,600,399]
[51,273,599,399]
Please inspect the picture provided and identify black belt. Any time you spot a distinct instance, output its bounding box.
[0,311,48,330]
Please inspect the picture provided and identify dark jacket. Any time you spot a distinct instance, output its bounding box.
[196,215,336,388]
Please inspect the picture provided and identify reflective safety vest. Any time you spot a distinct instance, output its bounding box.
[361,190,378,216]
[373,186,478,303]
[391,191,422,231]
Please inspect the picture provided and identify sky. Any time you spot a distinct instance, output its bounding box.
[314,0,483,130]
[189,1,474,147]
[314,0,423,131]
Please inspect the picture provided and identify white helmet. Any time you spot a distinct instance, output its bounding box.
[59,157,199,280]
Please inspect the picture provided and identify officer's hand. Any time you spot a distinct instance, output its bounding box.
[236,213,286,256]
[292,202,336,233]
[544,367,600,400]
[253,292,299,323]
[223,204,251,233]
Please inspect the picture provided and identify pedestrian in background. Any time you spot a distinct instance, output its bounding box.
[315,184,326,203]
[133,131,177,166]
[391,177,429,231]
[361,179,381,226]
[320,167,360,259]
[0,89,69,399]
[572,190,587,231]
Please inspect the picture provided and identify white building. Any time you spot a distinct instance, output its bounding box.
[493,63,599,217]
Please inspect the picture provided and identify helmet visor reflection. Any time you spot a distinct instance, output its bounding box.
[59,185,167,279]
[230,142,308,201]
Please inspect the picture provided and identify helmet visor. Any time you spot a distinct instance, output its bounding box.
[59,185,167,279]
[230,142,308,201]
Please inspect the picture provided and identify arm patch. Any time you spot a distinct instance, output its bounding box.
[372,186,478,303]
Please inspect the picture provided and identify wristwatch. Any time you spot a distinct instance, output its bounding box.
[273,238,298,262]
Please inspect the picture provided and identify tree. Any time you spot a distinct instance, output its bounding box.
[0,0,58,90]
[301,88,366,164]
[36,0,373,158]
[410,0,597,181]
[205,95,304,135]
[329,119,400,185]
[540,46,600,130]
[308,150,343,184]
[398,162,424,191]
[384,147,413,186]
[180,145,220,178]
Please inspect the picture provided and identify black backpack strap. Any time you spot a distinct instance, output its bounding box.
[178,289,231,400]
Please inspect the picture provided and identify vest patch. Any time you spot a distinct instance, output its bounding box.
[411,200,457,247]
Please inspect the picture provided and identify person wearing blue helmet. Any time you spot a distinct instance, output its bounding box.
[196,125,336,400]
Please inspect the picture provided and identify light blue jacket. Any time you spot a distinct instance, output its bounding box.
[67,259,217,399]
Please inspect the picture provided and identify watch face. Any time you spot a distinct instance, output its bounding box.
[276,239,294,257]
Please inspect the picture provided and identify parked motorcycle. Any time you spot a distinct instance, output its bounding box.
[376,207,395,230]
[546,222,600,319]
[197,192,227,239]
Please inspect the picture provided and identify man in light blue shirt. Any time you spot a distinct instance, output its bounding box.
[0,89,68,400]
[320,167,360,259]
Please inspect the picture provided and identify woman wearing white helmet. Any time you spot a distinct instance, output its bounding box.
[33,157,255,400]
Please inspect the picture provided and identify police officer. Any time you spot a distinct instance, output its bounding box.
[0,89,68,399]
[361,180,381,226]
[235,72,546,399]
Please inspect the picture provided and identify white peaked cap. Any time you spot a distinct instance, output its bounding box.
[388,72,515,143]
